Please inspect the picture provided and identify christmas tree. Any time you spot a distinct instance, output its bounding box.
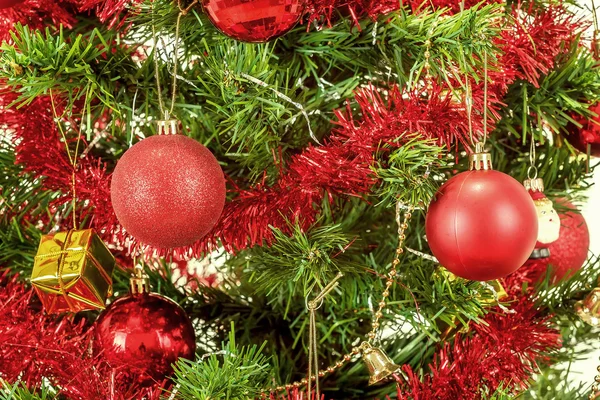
[1,0,600,398]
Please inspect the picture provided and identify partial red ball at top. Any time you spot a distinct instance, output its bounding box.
[0,0,24,9]
[426,170,538,281]
[111,134,226,249]
[93,293,196,385]
[565,102,600,157]
[202,0,305,43]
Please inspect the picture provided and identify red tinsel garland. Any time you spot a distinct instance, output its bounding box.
[0,271,561,399]
[0,272,167,399]
[0,2,581,261]
[0,1,586,399]
[0,92,117,240]
[0,0,141,42]
[405,0,502,15]
[394,296,561,400]
[75,0,143,28]
[498,4,582,88]
[3,5,578,258]
[187,2,578,257]
[0,0,76,43]
[185,81,489,257]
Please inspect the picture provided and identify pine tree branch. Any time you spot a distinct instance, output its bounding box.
[0,24,137,138]
[170,324,272,400]
[0,381,51,400]
[536,255,600,312]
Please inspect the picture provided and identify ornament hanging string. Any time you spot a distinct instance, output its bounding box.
[592,0,599,57]
[307,272,343,400]
[48,89,86,312]
[465,36,490,149]
[460,37,476,149]
[151,0,198,120]
[589,0,599,173]
[460,0,471,151]
[465,76,474,147]
[239,72,319,144]
[49,89,82,230]
[482,48,488,147]
[522,87,538,180]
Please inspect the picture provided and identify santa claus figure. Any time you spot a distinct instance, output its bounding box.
[525,178,560,259]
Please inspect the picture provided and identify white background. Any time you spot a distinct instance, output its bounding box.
[571,172,600,391]
[557,1,599,391]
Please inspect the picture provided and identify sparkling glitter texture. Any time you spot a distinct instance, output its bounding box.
[110,134,226,249]
[0,0,24,9]
[202,0,305,43]
[93,293,196,385]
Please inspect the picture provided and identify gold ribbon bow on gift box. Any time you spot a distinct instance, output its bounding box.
[31,229,115,314]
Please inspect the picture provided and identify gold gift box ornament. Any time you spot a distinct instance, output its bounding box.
[31,229,115,314]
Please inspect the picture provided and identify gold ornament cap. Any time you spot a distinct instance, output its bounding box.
[156,119,179,135]
[130,265,150,295]
[469,142,493,171]
[361,343,401,385]
[523,177,545,193]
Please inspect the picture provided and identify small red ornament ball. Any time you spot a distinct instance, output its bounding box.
[111,135,226,248]
[0,0,24,9]
[535,199,590,283]
[425,170,538,281]
[202,0,305,43]
[93,293,196,385]
[565,103,600,157]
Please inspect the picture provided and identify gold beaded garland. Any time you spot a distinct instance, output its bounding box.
[262,203,414,393]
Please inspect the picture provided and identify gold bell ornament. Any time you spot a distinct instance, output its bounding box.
[361,342,401,385]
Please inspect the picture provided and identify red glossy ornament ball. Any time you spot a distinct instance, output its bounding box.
[0,0,24,9]
[93,293,196,385]
[111,134,226,248]
[565,103,600,157]
[202,0,305,43]
[425,170,538,281]
[537,199,590,283]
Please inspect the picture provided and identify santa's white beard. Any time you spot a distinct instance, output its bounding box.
[537,215,560,244]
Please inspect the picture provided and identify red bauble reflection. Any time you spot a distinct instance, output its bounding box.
[0,0,24,9]
[565,103,600,157]
[110,134,226,249]
[202,0,305,43]
[530,199,590,283]
[425,170,538,281]
[93,293,196,385]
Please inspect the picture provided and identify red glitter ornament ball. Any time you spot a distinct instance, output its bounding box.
[202,0,305,43]
[93,293,196,385]
[533,199,590,283]
[0,0,24,9]
[565,103,600,157]
[426,170,538,281]
[111,134,226,249]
